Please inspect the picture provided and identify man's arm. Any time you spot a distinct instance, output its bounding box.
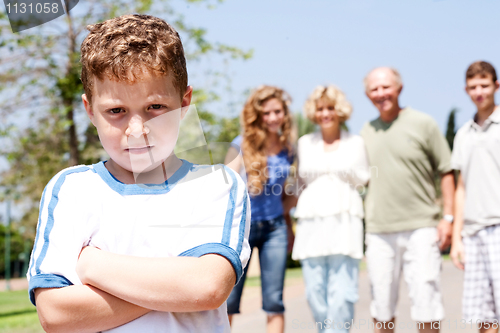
[436,171,455,250]
[450,173,465,270]
[34,285,149,333]
[77,248,236,312]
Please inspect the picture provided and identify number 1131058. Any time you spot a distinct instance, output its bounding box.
[6,2,59,14]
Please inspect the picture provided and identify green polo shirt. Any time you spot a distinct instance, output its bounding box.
[360,107,451,233]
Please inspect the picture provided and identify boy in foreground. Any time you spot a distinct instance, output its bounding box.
[27,14,250,333]
[451,61,500,333]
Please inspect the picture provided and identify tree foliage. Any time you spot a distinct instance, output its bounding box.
[0,0,251,234]
[295,112,317,139]
[0,224,26,278]
[446,108,458,150]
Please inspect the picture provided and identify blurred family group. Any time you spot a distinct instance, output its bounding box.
[226,61,500,333]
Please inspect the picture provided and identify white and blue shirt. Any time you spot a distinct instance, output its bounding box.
[27,160,251,333]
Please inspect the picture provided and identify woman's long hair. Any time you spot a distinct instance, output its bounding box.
[241,85,293,196]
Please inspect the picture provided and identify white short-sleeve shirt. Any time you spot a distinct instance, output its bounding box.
[27,160,251,333]
[451,107,500,236]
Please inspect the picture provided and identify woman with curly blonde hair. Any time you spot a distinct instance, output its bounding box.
[292,85,369,332]
[225,85,295,333]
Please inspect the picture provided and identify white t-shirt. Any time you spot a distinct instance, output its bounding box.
[27,160,251,333]
[292,131,369,260]
[451,107,500,237]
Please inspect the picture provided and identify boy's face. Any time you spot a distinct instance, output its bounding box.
[83,73,192,180]
[465,74,499,111]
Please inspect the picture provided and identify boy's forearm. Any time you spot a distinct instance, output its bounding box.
[453,175,465,243]
[77,248,236,312]
[35,284,150,333]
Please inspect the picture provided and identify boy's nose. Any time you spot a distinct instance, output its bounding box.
[125,115,150,138]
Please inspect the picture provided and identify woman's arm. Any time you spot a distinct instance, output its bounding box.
[347,138,371,187]
[225,146,243,173]
[77,248,236,312]
[35,285,149,333]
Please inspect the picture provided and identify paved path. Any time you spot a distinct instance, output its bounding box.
[232,260,475,333]
[0,277,28,291]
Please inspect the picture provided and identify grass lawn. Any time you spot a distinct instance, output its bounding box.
[0,290,43,333]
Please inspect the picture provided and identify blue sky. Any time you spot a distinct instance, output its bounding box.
[176,0,500,134]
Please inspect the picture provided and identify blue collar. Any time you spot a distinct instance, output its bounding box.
[93,159,192,195]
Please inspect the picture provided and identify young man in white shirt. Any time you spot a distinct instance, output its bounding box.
[451,61,500,333]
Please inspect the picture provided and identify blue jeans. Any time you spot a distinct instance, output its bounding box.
[227,215,288,314]
[301,255,360,332]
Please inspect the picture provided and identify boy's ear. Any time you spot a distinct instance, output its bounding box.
[495,80,500,92]
[180,86,193,119]
[82,94,96,125]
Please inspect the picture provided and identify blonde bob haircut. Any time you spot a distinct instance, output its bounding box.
[303,85,353,124]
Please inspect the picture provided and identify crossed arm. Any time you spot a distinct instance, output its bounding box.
[35,250,236,333]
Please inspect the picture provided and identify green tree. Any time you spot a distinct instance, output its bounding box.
[0,0,251,234]
[0,224,25,278]
[295,112,317,138]
[446,108,458,150]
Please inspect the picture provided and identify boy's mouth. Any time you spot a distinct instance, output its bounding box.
[126,146,153,154]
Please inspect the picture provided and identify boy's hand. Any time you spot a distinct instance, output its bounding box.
[450,238,465,270]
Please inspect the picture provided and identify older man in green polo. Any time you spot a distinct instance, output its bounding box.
[361,67,455,333]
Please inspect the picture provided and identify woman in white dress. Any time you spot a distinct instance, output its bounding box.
[292,85,370,332]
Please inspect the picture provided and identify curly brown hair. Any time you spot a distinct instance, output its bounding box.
[241,86,294,196]
[81,14,187,104]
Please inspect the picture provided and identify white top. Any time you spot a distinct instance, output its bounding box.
[451,107,500,237]
[27,160,251,333]
[293,131,370,219]
[291,131,369,260]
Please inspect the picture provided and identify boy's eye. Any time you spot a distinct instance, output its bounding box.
[149,104,165,110]
[109,108,123,114]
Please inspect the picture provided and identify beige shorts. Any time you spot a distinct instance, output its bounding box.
[365,227,444,322]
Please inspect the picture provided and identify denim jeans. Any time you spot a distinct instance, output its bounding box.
[227,215,288,314]
[301,255,360,332]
